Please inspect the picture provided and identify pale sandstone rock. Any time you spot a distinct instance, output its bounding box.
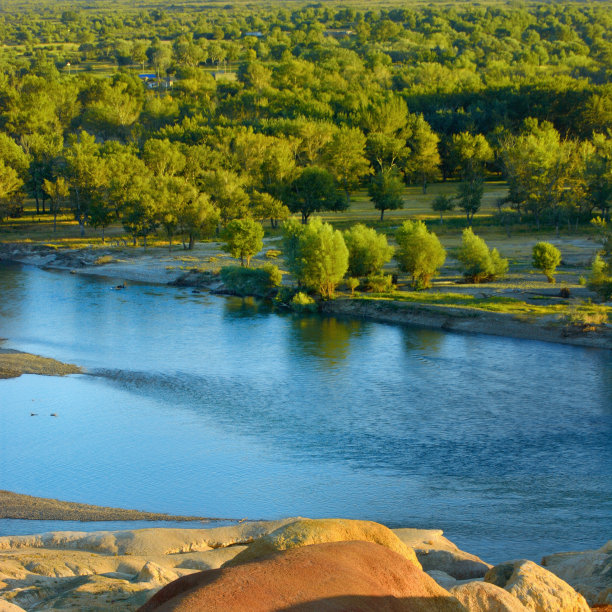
[0,518,296,556]
[485,559,591,612]
[450,581,528,611]
[541,541,612,605]
[427,570,458,590]
[393,528,492,579]
[225,518,421,569]
[136,563,179,584]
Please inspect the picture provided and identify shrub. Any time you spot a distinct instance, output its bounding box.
[346,277,359,295]
[587,254,612,301]
[365,274,393,293]
[532,242,561,283]
[290,291,317,312]
[343,223,394,277]
[457,228,508,283]
[94,255,114,265]
[564,301,609,329]
[395,220,446,289]
[265,249,281,259]
[220,264,282,297]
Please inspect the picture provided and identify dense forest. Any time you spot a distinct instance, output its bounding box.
[0,0,611,249]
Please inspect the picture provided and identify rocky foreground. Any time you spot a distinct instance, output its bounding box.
[0,518,610,611]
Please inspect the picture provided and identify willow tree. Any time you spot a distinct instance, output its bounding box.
[282,217,348,298]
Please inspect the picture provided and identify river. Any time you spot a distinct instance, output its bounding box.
[0,262,610,563]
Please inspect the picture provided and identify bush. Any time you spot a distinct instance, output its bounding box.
[290,291,317,312]
[94,255,114,265]
[265,249,281,259]
[564,301,609,329]
[587,254,612,301]
[365,274,393,293]
[346,277,359,295]
[395,220,446,289]
[343,223,394,277]
[220,264,282,297]
[532,242,561,283]
[457,228,508,283]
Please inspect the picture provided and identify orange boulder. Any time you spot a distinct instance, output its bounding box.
[139,540,466,612]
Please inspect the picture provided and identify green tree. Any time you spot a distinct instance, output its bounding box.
[42,176,69,232]
[121,176,159,248]
[456,176,484,225]
[431,194,455,224]
[155,176,199,250]
[282,217,348,299]
[585,134,612,220]
[223,218,264,267]
[501,121,582,231]
[64,131,107,237]
[177,193,219,250]
[404,114,441,194]
[0,161,24,222]
[368,168,404,221]
[450,132,493,180]
[21,132,62,214]
[532,242,562,283]
[284,166,343,224]
[395,220,446,289]
[343,223,394,277]
[457,228,508,283]
[321,126,372,205]
[143,139,186,177]
[250,191,289,228]
[202,169,250,223]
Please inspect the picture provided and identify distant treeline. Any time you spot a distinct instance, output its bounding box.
[0,0,610,238]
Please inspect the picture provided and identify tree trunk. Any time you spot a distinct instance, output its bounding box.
[422,175,427,194]
[53,213,57,232]
[188,234,195,250]
[380,208,385,221]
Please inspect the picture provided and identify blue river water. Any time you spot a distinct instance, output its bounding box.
[0,262,610,563]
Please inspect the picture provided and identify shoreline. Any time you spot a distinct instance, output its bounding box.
[321,298,612,350]
[0,491,233,523]
[1,243,610,350]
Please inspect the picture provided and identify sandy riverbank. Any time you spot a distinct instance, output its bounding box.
[0,491,228,523]
[1,243,610,350]
[0,347,82,379]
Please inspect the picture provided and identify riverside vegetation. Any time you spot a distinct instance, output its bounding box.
[0,0,611,341]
